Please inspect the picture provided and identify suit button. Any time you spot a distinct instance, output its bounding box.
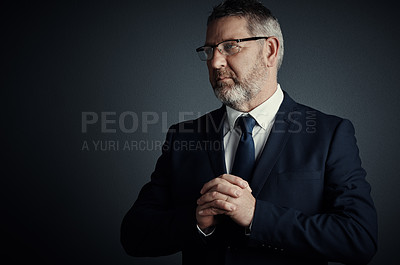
[274,247,278,251]
[227,246,231,249]
[280,248,284,251]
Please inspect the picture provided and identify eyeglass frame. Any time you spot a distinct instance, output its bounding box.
[195,36,271,61]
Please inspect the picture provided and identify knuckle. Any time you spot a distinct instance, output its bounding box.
[215,200,228,210]
[213,200,224,210]
[211,200,220,207]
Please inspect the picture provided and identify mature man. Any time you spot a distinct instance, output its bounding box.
[121,1,377,264]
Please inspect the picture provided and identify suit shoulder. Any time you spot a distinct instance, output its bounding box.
[281,91,346,126]
[287,100,359,137]
[292,102,345,125]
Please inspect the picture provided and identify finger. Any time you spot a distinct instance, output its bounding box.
[200,177,230,194]
[197,190,232,205]
[244,184,252,193]
[198,207,226,216]
[202,182,243,199]
[219,174,251,191]
[209,183,244,198]
[198,200,237,215]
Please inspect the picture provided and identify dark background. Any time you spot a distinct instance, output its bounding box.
[3,0,399,264]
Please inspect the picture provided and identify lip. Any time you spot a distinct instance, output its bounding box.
[217,76,231,81]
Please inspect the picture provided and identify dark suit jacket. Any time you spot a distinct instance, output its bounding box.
[121,92,377,265]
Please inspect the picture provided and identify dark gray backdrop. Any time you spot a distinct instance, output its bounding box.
[4,0,399,264]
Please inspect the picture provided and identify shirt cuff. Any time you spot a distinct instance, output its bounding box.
[245,219,253,236]
[196,224,216,237]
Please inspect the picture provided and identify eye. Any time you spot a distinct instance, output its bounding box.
[220,41,240,55]
[222,42,236,51]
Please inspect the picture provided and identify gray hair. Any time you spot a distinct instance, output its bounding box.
[207,0,284,70]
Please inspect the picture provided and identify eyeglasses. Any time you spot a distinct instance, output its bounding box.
[196,36,270,61]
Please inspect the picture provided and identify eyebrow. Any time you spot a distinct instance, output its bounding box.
[203,36,264,48]
[203,38,240,47]
[203,36,244,47]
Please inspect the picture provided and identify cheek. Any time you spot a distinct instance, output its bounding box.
[232,56,257,79]
[229,63,244,79]
[228,56,249,77]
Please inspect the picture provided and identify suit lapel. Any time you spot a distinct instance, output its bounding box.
[250,92,299,197]
[205,106,227,178]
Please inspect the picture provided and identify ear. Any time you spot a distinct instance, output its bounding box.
[263,37,279,68]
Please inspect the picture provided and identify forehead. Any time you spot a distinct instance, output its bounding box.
[205,16,250,45]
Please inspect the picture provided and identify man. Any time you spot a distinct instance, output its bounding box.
[121,1,378,264]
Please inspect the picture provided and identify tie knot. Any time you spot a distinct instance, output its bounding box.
[237,115,256,134]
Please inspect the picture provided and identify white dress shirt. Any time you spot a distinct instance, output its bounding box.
[197,84,284,237]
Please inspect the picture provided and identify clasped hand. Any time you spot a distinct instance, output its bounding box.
[196,174,256,231]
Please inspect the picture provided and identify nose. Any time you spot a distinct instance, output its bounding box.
[208,47,227,70]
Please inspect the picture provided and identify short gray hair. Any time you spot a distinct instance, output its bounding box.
[207,0,284,69]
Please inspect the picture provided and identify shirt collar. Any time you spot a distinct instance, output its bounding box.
[226,84,284,131]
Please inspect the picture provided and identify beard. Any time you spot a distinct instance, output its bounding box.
[212,54,267,111]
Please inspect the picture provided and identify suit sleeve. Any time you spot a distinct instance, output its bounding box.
[120,125,200,257]
[249,119,378,264]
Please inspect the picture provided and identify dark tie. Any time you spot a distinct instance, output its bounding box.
[230,115,256,182]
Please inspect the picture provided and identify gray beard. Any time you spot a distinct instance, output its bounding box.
[213,80,262,111]
[213,63,266,110]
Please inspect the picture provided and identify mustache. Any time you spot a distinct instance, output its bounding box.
[214,70,236,80]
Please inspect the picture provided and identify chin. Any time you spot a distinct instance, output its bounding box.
[214,88,245,110]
